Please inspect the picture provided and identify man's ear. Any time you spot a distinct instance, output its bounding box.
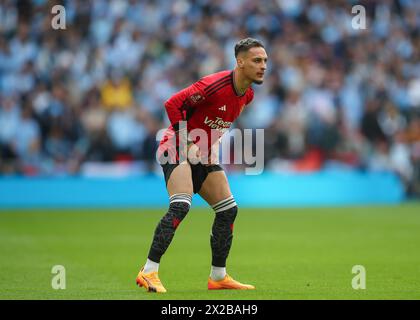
[237,57,244,68]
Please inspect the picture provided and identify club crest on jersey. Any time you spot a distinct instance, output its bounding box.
[218,105,226,111]
[189,93,204,104]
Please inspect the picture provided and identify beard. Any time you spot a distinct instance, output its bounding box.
[253,79,264,85]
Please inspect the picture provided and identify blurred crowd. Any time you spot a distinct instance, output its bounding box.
[0,0,419,195]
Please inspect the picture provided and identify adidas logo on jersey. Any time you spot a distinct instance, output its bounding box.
[218,105,226,111]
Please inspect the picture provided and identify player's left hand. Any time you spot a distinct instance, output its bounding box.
[204,142,220,166]
[187,142,202,165]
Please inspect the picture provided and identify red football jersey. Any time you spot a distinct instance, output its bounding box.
[158,70,254,164]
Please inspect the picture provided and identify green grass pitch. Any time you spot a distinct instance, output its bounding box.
[1,204,420,299]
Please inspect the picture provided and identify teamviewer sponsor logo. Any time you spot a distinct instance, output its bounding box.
[204,116,232,131]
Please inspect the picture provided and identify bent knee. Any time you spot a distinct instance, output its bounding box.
[169,193,192,213]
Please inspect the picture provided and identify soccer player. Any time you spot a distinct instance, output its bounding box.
[136,38,268,293]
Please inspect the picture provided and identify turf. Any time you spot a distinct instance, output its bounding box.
[0,204,420,300]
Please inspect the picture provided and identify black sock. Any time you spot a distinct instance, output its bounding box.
[148,198,191,263]
[210,205,238,267]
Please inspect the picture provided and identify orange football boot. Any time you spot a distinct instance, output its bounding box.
[136,268,167,293]
[208,274,255,290]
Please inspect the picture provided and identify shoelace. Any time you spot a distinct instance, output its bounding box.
[147,274,163,286]
[225,275,244,285]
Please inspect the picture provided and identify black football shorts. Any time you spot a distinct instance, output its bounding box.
[161,162,224,194]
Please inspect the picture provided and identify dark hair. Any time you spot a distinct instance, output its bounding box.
[234,38,265,58]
